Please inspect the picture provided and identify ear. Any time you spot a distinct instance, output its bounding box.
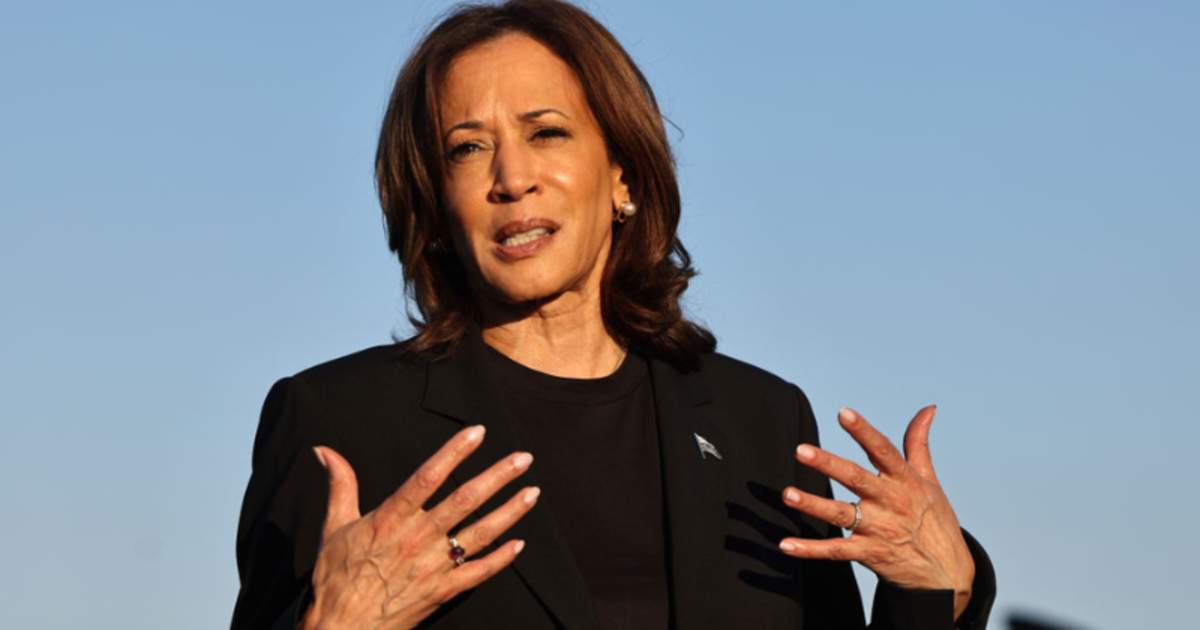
[609,161,630,207]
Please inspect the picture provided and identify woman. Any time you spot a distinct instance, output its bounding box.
[233,1,996,628]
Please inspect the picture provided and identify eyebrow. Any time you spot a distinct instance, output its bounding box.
[443,108,570,137]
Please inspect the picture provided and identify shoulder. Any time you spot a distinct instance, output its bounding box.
[686,351,822,477]
[694,349,822,426]
[266,342,428,421]
[250,343,435,464]
[291,343,419,386]
[696,350,804,400]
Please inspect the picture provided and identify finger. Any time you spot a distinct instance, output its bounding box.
[838,407,907,477]
[313,446,362,541]
[782,486,858,531]
[794,443,881,497]
[427,452,535,533]
[778,536,867,562]
[902,405,939,481]
[440,538,526,598]
[453,486,541,557]
[378,425,487,519]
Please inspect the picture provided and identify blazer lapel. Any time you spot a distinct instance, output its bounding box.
[420,333,599,630]
[420,335,733,629]
[648,357,734,630]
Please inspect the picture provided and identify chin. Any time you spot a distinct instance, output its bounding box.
[481,272,566,306]
[472,248,600,309]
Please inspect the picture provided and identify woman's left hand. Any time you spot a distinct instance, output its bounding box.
[779,405,976,619]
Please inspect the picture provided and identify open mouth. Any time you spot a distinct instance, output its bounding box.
[499,226,555,247]
[492,219,560,258]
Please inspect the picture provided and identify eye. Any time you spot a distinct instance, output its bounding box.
[531,126,570,143]
[447,141,484,162]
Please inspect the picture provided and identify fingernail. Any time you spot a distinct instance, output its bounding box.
[784,488,800,503]
[839,407,856,424]
[779,540,797,552]
[466,425,486,442]
[513,452,533,470]
[523,487,541,505]
[312,446,327,468]
[514,539,526,554]
[796,444,816,461]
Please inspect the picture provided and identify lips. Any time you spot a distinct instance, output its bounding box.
[492,218,559,261]
[493,218,560,243]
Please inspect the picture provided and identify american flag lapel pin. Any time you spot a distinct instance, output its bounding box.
[693,432,722,460]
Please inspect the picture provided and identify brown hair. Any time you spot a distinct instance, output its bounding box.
[375,0,715,369]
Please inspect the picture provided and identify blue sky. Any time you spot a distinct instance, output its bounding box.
[2,1,1196,628]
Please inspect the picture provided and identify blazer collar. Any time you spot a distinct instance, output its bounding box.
[419,332,730,629]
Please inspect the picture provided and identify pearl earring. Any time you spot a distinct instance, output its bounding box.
[614,200,637,223]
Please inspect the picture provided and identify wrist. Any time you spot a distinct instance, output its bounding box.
[952,588,972,621]
[951,557,975,620]
[297,593,320,630]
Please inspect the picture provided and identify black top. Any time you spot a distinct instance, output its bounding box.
[481,344,670,630]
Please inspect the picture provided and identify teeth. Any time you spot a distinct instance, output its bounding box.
[502,227,551,247]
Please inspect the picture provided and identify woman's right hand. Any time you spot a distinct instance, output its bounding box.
[300,425,539,630]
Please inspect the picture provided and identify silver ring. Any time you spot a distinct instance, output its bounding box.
[448,536,466,567]
[847,502,862,533]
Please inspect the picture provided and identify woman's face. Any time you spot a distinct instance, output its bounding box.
[438,33,628,308]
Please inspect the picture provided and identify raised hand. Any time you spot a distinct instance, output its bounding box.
[300,425,540,629]
[778,406,976,619]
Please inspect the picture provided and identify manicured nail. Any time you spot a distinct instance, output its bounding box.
[784,488,801,503]
[839,407,856,424]
[312,446,327,468]
[514,540,526,554]
[513,452,533,470]
[779,540,797,552]
[523,487,541,505]
[796,444,816,461]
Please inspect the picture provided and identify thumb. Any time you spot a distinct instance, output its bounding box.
[902,405,939,482]
[313,446,362,541]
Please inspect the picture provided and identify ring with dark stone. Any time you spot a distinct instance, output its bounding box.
[448,537,466,566]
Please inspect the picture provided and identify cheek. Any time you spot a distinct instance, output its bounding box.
[548,157,611,225]
[442,184,489,241]
[582,172,615,243]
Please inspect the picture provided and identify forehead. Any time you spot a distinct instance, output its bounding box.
[439,32,590,125]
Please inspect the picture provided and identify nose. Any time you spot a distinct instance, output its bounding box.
[487,141,539,203]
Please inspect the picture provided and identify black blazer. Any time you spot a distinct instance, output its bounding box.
[233,333,995,629]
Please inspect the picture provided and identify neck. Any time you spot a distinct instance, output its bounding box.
[479,283,625,379]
